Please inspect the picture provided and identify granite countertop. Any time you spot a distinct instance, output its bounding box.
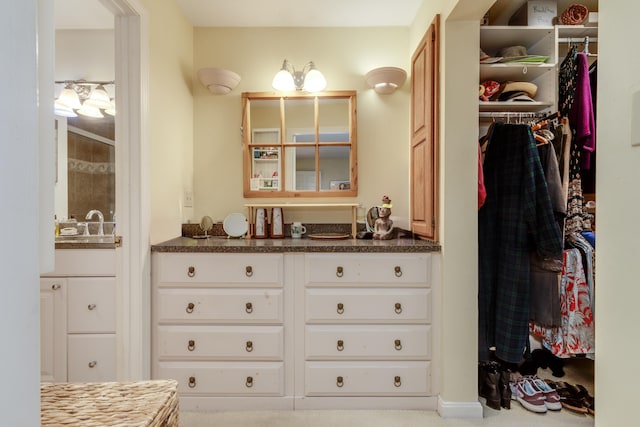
[151,236,440,253]
[55,235,122,250]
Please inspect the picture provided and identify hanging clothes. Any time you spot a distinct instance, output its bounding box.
[530,249,595,358]
[529,142,566,327]
[558,45,578,117]
[478,143,487,209]
[478,122,563,364]
[568,53,596,170]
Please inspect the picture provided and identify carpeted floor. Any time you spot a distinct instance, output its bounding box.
[180,358,594,427]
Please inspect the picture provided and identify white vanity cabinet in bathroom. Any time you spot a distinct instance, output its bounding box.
[40,249,118,383]
[151,252,291,411]
[298,253,435,409]
[151,249,438,411]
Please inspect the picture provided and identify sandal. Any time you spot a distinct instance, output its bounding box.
[552,381,589,414]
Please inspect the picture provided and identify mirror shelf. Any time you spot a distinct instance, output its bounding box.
[242,91,357,198]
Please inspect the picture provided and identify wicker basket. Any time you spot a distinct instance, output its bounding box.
[41,380,179,426]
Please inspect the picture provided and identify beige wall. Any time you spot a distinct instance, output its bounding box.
[595,1,640,424]
[140,0,194,244]
[192,27,410,226]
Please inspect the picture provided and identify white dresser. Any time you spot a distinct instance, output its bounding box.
[151,252,292,411]
[151,250,438,411]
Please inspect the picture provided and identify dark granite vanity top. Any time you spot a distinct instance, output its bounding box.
[151,235,440,253]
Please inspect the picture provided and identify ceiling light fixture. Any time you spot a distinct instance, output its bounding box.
[365,67,407,94]
[54,80,115,117]
[272,60,327,93]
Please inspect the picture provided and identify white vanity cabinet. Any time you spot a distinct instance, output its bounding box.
[298,253,435,409]
[151,252,291,411]
[40,249,118,383]
[151,250,438,411]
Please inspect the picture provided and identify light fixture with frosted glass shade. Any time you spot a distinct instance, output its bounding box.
[272,60,327,92]
[365,67,407,94]
[84,84,111,109]
[54,80,115,117]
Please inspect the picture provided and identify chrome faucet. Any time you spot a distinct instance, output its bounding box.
[85,210,104,236]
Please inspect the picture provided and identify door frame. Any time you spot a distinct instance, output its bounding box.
[99,0,149,380]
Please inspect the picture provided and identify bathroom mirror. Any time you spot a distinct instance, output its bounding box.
[55,114,115,222]
[242,91,357,197]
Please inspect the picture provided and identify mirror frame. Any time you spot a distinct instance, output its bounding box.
[242,90,357,198]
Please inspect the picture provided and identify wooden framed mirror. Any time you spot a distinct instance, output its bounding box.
[242,91,357,197]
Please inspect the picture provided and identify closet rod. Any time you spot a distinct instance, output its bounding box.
[558,37,598,43]
[479,111,546,119]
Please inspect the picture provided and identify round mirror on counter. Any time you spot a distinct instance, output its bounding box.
[193,215,214,239]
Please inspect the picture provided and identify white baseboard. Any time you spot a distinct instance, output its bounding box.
[437,396,483,418]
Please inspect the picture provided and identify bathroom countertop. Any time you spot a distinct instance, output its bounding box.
[55,235,122,249]
[151,236,440,253]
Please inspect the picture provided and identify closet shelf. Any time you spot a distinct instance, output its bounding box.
[479,101,554,113]
[480,63,555,81]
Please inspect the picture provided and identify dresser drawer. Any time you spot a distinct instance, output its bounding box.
[305,254,430,286]
[306,325,431,360]
[67,277,116,333]
[157,325,284,360]
[67,334,116,382]
[157,362,284,396]
[156,288,283,323]
[305,288,431,323]
[305,361,431,396]
[155,253,283,286]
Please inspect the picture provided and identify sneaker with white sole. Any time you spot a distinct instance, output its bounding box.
[529,377,562,411]
[513,379,547,413]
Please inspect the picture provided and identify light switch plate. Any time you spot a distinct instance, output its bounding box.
[183,190,193,208]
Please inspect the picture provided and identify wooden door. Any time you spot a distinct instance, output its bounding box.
[410,15,440,241]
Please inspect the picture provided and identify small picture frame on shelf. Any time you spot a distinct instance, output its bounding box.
[330,180,350,190]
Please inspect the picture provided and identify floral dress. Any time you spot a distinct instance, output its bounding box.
[530,249,595,357]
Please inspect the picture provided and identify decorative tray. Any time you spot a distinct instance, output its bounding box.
[308,233,350,240]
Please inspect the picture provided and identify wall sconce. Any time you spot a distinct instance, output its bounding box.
[197,68,241,95]
[54,80,115,118]
[272,60,327,92]
[365,67,407,94]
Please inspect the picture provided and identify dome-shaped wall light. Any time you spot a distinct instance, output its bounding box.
[197,68,241,95]
[272,60,327,93]
[365,66,407,94]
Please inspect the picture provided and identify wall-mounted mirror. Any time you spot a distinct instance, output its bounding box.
[242,91,357,197]
[55,114,115,221]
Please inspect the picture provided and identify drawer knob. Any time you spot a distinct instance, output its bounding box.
[246,340,253,352]
[88,361,97,368]
[246,376,254,388]
[337,339,344,351]
[395,339,403,351]
[394,376,402,387]
[336,266,344,277]
[51,283,61,291]
[336,376,344,387]
[336,302,344,315]
[245,302,253,314]
[188,340,195,351]
[186,302,195,314]
[394,302,403,314]
[187,266,196,278]
[394,266,402,277]
[188,376,196,388]
[245,265,253,277]
[87,304,97,311]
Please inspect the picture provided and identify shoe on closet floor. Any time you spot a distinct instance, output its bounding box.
[512,379,547,413]
[528,377,562,410]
